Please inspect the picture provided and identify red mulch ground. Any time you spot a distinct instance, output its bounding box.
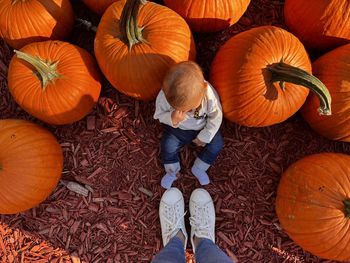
[0,0,348,262]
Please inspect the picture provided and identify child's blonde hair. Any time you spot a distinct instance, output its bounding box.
[162,61,205,109]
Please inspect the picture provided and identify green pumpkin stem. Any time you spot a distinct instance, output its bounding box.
[14,50,60,91]
[268,62,332,116]
[344,199,350,218]
[120,0,147,50]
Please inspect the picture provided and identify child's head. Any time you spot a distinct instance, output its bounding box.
[162,61,206,111]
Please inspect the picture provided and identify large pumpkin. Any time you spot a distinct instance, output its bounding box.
[284,0,350,51]
[83,0,119,15]
[276,153,350,261]
[94,0,196,101]
[0,0,74,49]
[8,40,101,125]
[210,26,331,127]
[301,44,350,142]
[163,0,251,32]
[0,119,63,214]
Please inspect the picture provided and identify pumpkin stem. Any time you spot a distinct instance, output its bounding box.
[344,199,350,218]
[12,0,25,4]
[120,0,147,50]
[267,62,332,116]
[14,50,61,91]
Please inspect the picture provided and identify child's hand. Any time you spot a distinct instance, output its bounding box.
[171,110,186,126]
[192,138,206,147]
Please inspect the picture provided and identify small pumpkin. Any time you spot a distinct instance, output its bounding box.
[8,41,101,125]
[276,153,350,261]
[301,44,350,142]
[94,0,196,101]
[210,26,331,127]
[284,0,350,51]
[0,0,74,49]
[0,119,63,214]
[83,0,119,15]
[163,0,251,32]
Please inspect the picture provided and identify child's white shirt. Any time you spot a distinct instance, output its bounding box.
[153,82,223,144]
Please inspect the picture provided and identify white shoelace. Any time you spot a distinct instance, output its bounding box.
[189,205,214,240]
[162,206,186,242]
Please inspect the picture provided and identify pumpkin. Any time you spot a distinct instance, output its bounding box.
[284,0,350,51]
[0,119,63,214]
[301,44,350,142]
[163,0,251,32]
[0,0,74,49]
[94,0,196,101]
[276,153,350,261]
[8,40,101,125]
[210,26,331,127]
[83,0,119,15]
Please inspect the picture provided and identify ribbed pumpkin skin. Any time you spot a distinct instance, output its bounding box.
[0,0,74,49]
[301,44,350,142]
[8,41,102,125]
[0,119,63,214]
[94,1,196,101]
[163,0,251,32]
[276,153,350,261]
[284,0,350,51]
[83,0,119,15]
[210,26,310,127]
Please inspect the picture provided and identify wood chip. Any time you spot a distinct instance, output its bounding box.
[87,116,96,131]
[217,231,235,247]
[138,187,153,197]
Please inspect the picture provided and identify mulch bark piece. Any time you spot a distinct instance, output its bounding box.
[0,0,348,262]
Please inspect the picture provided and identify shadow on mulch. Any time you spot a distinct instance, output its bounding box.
[0,0,347,262]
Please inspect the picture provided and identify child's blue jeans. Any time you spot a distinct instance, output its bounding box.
[152,236,234,263]
[161,125,224,166]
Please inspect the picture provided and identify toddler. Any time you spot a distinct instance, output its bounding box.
[154,61,224,189]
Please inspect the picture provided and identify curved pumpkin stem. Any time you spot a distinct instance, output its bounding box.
[120,0,147,50]
[344,199,350,218]
[14,50,61,90]
[267,62,332,116]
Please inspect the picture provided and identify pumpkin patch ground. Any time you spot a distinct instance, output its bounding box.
[0,0,349,262]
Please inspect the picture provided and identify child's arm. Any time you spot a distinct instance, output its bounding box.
[154,90,173,126]
[196,92,223,144]
[154,90,187,127]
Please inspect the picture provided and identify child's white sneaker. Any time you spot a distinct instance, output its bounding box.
[189,188,215,252]
[159,188,188,248]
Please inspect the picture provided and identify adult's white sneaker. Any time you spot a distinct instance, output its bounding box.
[159,187,188,248]
[189,188,215,252]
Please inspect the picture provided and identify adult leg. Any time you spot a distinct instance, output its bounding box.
[152,236,186,263]
[189,188,234,262]
[195,238,234,263]
[153,188,188,263]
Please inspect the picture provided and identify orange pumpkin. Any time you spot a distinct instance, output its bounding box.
[0,0,74,49]
[301,44,350,142]
[210,26,331,127]
[276,153,350,261]
[284,0,350,51]
[163,0,251,32]
[94,0,196,101]
[8,41,101,125]
[83,0,119,15]
[0,119,63,214]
